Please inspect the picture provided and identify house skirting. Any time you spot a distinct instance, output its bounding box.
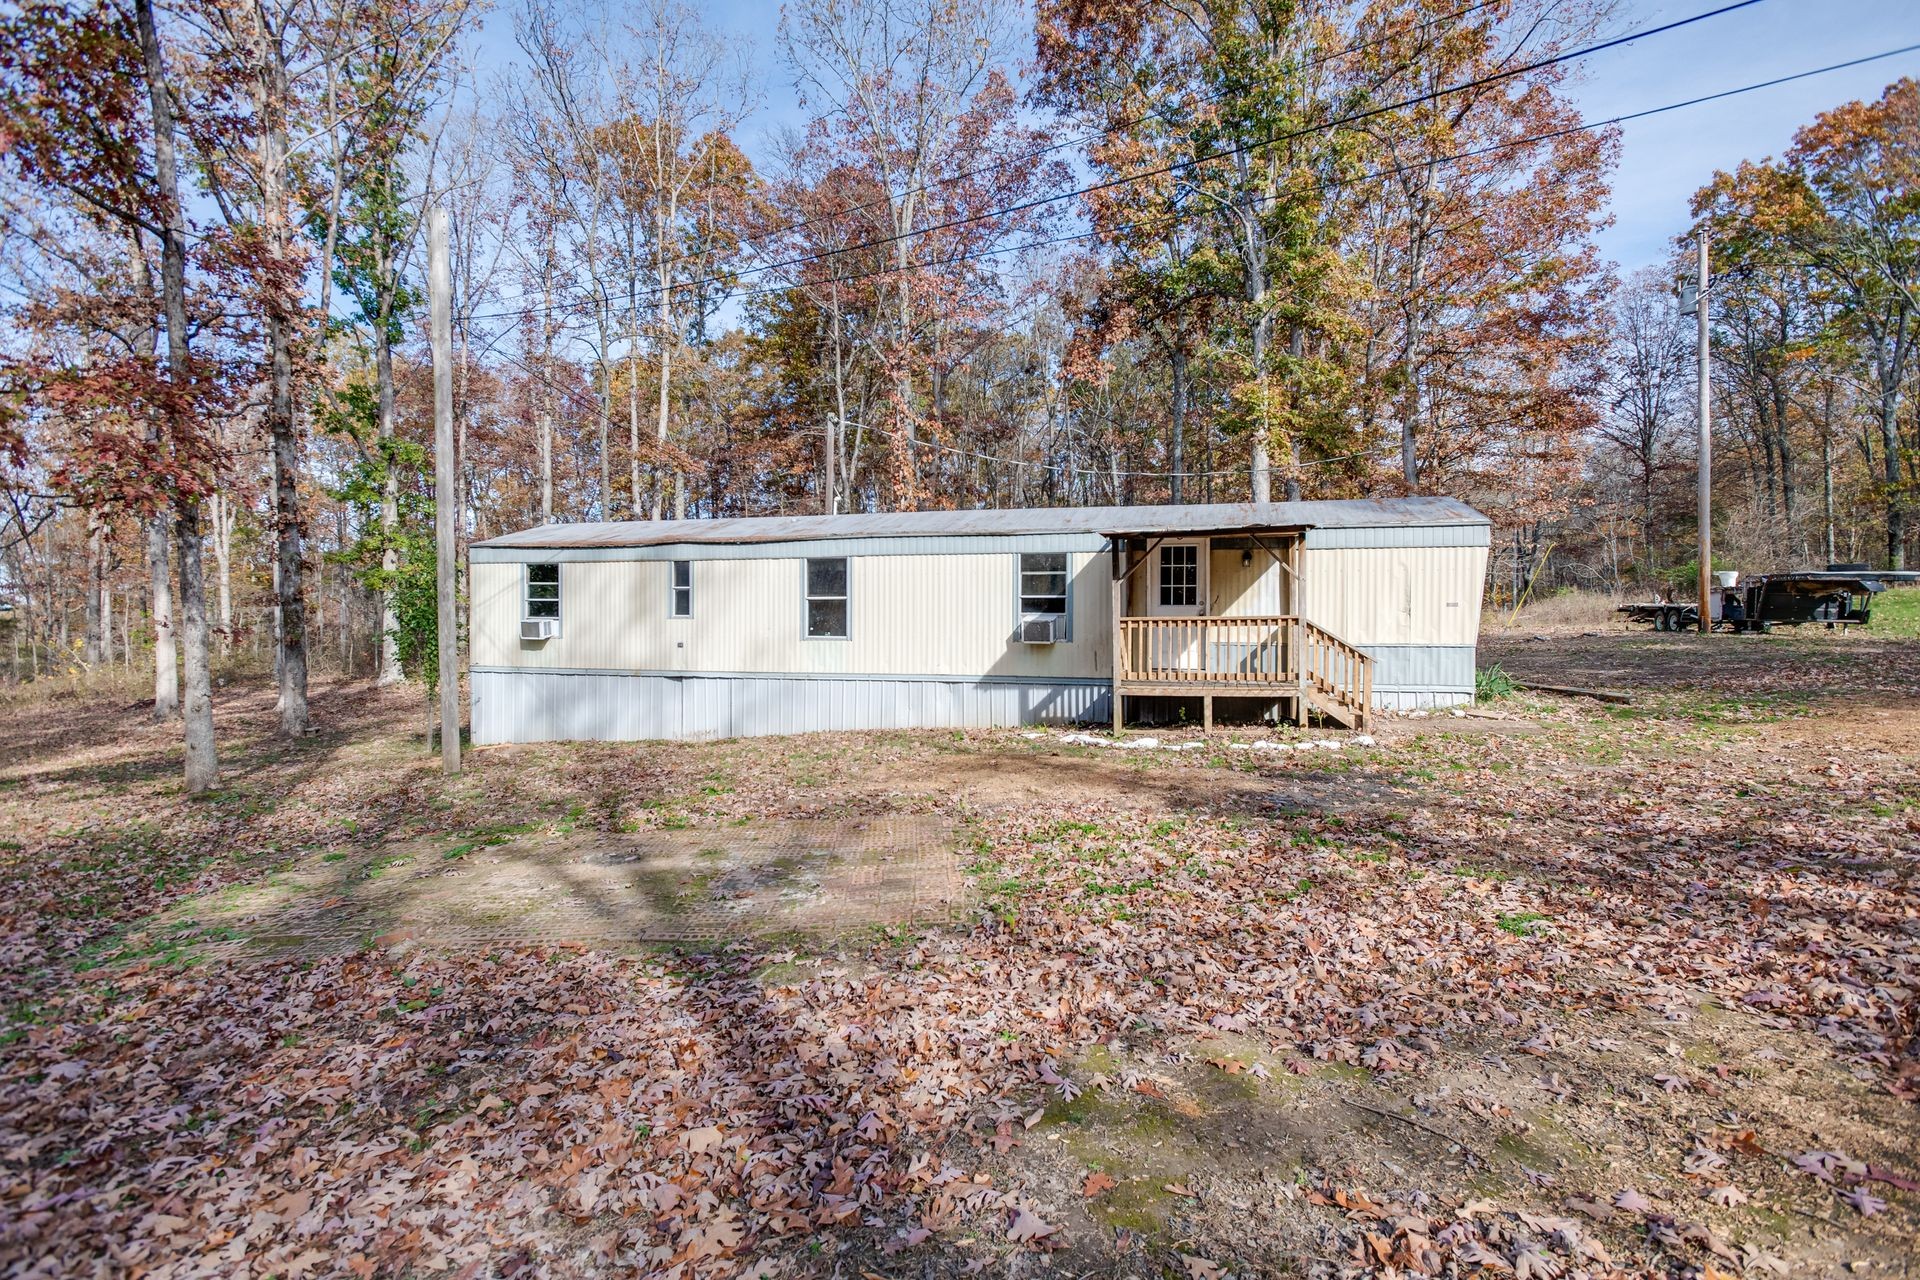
[470,644,1474,745]
[470,669,1111,744]
[1357,644,1475,711]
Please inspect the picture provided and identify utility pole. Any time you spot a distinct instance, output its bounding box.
[1683,229,1713,635]
[1695,231,1712,636]
[824,415,836,516]
[430,206,460,775]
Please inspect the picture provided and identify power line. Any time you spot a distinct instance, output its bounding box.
[817,417,1404,480]
[482,35,1920,326]
[457,1,1498,329]
[699,0,1505,270]
[474,39,1920,489]
[465,0,1771,326]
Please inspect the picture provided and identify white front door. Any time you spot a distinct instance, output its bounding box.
[1149,540,1207,670]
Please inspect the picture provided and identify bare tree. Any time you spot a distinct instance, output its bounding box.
[1595,268,1690,587]
[781,0,1016,509]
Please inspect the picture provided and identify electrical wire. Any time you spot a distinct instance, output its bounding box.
[642,0,1504,279]
[469,37,1920,489]
[478,36,1920,334]
[463,0,1773,326]
[813,416,1405,480]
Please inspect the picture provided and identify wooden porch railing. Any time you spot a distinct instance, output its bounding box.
[1114,615,1372,728]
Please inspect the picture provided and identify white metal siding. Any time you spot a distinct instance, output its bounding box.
[473,553,1112,679]
[1298,545,1484,647]
[469,537,1487,739]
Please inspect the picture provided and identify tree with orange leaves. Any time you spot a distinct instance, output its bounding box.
[1697,78,1920,569]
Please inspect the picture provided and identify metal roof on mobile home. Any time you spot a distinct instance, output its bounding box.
[473,496,1489,554]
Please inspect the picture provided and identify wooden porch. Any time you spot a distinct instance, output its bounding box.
[1113,614,1373,729]
[1105,528,1373,731]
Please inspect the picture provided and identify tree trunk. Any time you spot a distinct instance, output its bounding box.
[655,256,674,520]
[134,0,212,788]
[84,514,106,667]
[127,213,175,715]
[375,323,403,683]
[175,500,217,791]
[890,195,918,510]
[538,230,557,524]
[628,275,646,519]
[1237,182,1272,504]
[1821,380,1836,566]
[210,488,233,654]
[1400,279,1427,491]
[1284,328,1304,502]
[1169,345,1187,505]
[538,408,554,523]
[1881,378,1905,570]
[148,513,177,718]
[1249,309,1272,503]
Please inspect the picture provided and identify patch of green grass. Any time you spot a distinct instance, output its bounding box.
[1868,586,1920,638]
[1475,663,1516,702]
[75,919,242,971]
[1496,911,1549,938]
[442,818,543,860]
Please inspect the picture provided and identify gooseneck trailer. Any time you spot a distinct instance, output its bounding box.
[1618,567,1919,633]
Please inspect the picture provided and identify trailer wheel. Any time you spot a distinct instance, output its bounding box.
[1655,609,1670,632]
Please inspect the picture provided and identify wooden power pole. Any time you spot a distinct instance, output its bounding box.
[430,206,460,774]
[824,415,836,515]
[1694,230,1712,636]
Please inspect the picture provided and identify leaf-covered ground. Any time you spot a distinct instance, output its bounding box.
[1,629,1916,1278]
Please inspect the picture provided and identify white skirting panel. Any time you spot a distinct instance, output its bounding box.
[1362,644,1475,710]
[471,669,1112,745]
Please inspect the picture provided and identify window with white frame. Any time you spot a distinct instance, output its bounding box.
[524,563,560,619]
[1018,552,1069,635]
[1158,544,1199,607]
[805,557,848,637]
[669,560,692,617]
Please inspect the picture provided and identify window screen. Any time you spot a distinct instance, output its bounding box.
[525,563,560,618]
[1158,544,1199,608]
[1019,553,1068,618]
[805,557,848,637]
[670,560,692,618]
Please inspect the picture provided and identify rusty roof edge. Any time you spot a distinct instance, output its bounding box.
[472,497,1489,549]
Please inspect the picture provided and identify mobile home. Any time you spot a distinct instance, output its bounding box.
[467,497,1490,744]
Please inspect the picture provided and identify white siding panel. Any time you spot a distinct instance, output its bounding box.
[1299,545,1485,647]
[1209,550,1285,616]
[472,550,1115,680]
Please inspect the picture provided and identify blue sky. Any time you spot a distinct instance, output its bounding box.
[465,0,1920,277]
[1567,0,1920,269]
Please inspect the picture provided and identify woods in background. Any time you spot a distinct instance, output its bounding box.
[2,0,1917,782]
[1544,79,1919,598]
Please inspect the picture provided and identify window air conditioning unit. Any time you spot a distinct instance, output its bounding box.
[1019,617,1058,645]
[521,618,560,641]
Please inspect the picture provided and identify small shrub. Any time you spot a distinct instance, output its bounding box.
[1476,664,1516,702]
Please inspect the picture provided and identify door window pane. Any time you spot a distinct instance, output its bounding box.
[1159,545,1198,607]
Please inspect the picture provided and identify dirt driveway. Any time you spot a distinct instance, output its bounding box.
[180,814,964,954]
